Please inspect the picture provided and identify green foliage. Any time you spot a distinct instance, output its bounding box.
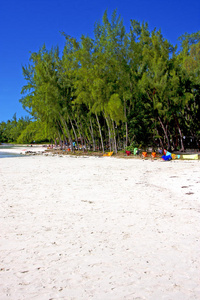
[106,94,124,124]
[0,115,31,143]
[126,142,139,152]
[14,10,200,151]
[17,120,53,144]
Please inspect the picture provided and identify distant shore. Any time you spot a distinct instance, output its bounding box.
[0,144,48,155]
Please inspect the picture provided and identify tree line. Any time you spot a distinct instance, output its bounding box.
[1,10,200,151]
[0,114,31,144]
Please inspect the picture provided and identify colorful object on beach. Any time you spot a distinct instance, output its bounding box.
[126,150,131,156]
[162,149,172,161]
[166,150,172,156]
[151,152,156,158]
[163,149,181,160]
[162,155,172,161]
[134,148,138,155]
[182,154,198,160]
[103,151,113,157]
[142,152,147,158]
[171,153,180,160]
[163,149,172,156]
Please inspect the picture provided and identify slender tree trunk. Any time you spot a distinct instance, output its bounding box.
[104,114,112,152]
[59,114,74,152]
[74,118,84,151]
[76,113,89,151]
[177,125,185,152]
[158,116,171,150]
[95,112,104,153]
[155,127,164,149]
[112,120,117,153]
[124,97,128,148]
[89,117,96,151]
[69,116,79,151]
[174,116,185,151]
[55,122,62,149]
[56,120,68,149]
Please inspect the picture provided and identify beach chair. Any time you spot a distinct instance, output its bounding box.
[151,152,156,159]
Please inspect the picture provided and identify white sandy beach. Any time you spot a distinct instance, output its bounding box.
[0,152,200,300]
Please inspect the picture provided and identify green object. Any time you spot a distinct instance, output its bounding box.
[134,148,138,155]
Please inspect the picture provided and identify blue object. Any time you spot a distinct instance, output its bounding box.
[162,155,172,161]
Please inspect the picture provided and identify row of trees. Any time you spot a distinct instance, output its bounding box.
[2,11,200,151]
[0,114,31,143]
[0,113,54,144]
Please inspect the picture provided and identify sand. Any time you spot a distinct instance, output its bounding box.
[0,152,200,300]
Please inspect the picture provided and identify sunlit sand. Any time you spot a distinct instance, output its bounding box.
[0,153,199,299]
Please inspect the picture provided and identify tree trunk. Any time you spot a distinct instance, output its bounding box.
[74,118,84,151]
[59,114,74,152]
[112,120,117,153]
[158,116,171,150]
[89,117,96,151]
[95,112,104,153]
[76,114,89,151]
[56,120,68,149]
[155,127,164,149]
[104,114,112,152]
[176,119,185,151]
[124,97,128,148]
[69,116,79,151]
[173,115,185,151]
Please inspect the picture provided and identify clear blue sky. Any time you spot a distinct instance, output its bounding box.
[0,0,199,122]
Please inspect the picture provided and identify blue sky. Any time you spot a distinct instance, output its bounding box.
[0,0,199,122]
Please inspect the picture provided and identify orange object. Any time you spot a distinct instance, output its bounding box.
[171,153,176,160]
[103,151,113,157]
[151,152,156,158]
[142,152,147,158]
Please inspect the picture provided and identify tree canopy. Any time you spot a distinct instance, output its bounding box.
[1,11,200,151]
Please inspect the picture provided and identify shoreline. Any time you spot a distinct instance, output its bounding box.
[0,145,48,155]
[0,145,199,161]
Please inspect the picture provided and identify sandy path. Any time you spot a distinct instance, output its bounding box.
[0,156,200,300]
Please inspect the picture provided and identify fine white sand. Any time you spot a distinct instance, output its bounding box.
[0,153,200,300]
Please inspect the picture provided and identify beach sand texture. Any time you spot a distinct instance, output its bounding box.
[0,155,200,300]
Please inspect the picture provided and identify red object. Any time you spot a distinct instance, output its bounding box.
[126,151,131,156]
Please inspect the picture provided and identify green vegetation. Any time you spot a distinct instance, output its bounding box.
[0,114,31,144]
[1,10,200,151]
